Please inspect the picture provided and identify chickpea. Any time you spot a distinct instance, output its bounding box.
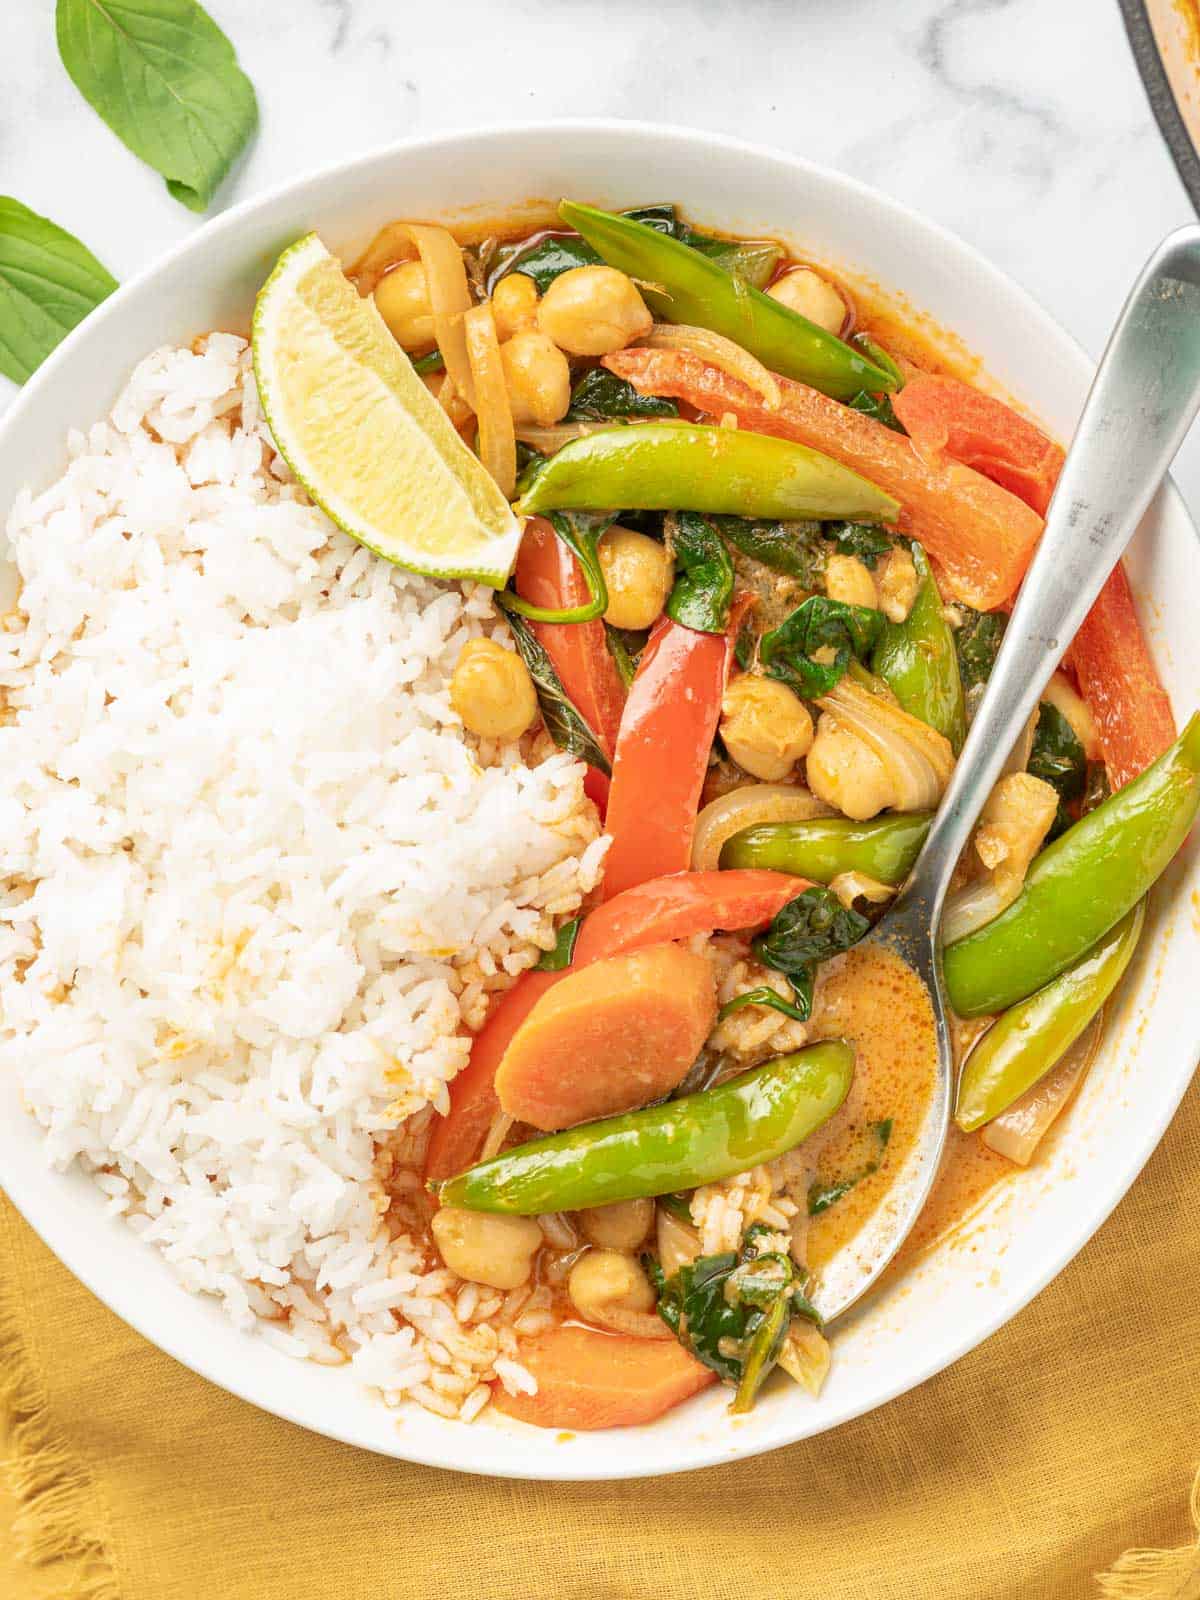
[492,273,540,340]
[537,265,653,357]
[768,268,847,335]
[500,331,572,427]
[578,1198,654,1252]
[374,261,434,351]
[567,1248,659,1335]
[598,526,673,630]
[720,674,814,782]
[825,553,878,610]
[876,546,919,623]
[431,1206,542,1290]
[450,637,538,742]
[806,712,893,820]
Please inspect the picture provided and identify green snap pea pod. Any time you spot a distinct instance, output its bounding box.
[954,903,1144,1131]
[720,813,931,885]
[559,202,894,402]
[435,1041,854,1215]
[872,543,966,751]
[516,422,899,524]
[944,711,1200,1017]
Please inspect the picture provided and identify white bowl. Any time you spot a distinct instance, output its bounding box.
[1,122,1197,1481]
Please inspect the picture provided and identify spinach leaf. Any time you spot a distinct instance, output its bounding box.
[714,516,826,583]
[0,199,116,384]
[1029,703,1086,803]
[56,0,258,213]
[503,612,612,775]
[567,367,678,421]
[656,1250,746,1383]
[848,389,904,432]
[753,886,870,1019]
[536,918,582,971]
[500,512,612,624]
[1030,701,1086,840]
[665,512,735,634]
[717,986,808,1024]
[955,608,1007,692]
[829,522,893,570]
[759,595,884,698]
[604,625,645,688]
[808,1119,893,1215]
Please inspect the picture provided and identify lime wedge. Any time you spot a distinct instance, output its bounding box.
[252,233,520,585]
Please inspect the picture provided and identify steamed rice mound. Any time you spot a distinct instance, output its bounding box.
[0,334,606,1418]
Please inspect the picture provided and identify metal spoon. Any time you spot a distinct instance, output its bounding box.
[814,225,1200,1321]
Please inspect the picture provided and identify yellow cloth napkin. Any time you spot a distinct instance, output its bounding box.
[3,1082,1199,1600]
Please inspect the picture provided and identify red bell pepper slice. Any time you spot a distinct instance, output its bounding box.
[601,615,736,900]
[603,348,1043,611]
[422,868,809,1183]
[514,516,626,811]
[891,373,1065,517]
[891,373,1175,785]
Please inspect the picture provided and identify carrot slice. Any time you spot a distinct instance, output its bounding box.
[1070,564,1176,788]
[514,516,625,811]
[602,616,730,899]
[491,1325,715,1430]
[603,347,1043,610]
[423,868,810,1182]
[495,942,717,1130]
[890,371,1175,786]
[892,372,1065,517]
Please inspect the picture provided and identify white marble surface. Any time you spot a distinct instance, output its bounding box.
[3,0,1200,504]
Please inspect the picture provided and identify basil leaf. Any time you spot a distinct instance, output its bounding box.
[759,595,884,698]
[714,516,826,583]
[955,608,1007,692]
[567,368,678,421]
[665,512,734,634]
[56,0,258,213]
[829,522,893,570]
[536,918,582,971]
[503,611,612,775]
[656,1250,746,1383]
[1029,702,1086,803]
[807,1117,893,1216]
[0,198,116,384]
[753,886,869,1018]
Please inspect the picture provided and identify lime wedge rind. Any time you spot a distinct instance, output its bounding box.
[252,233,522,587]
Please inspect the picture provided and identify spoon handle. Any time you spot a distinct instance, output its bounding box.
[905,223,1200,918]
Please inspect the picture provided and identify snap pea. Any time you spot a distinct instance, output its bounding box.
[516,422,900,524]
[434,1040,854,1215]
[872,543,966,751]
[720,812,931,885]
[560,202,894,402]
[955,903,1144,1131]
[944,712,1200,1017]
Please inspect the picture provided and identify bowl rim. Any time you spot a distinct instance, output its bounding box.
[1,117,1197,1481]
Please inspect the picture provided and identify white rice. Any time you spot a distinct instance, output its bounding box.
[0,335,608,1415]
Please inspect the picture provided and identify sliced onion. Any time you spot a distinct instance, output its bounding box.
[515,421,606,453]
[645,324,782,410]
[777,1321,831,1396]
[435,371,473,431]
[464,302,516,498]
[981,1012,1104,1166]
[941,875,1020,946]
[349,221,414,295]
[479,1109,514,1162]
[829,870,894,910]
[656,1205,701,1276]
[691,783,834,870]
[817,678,955,814]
